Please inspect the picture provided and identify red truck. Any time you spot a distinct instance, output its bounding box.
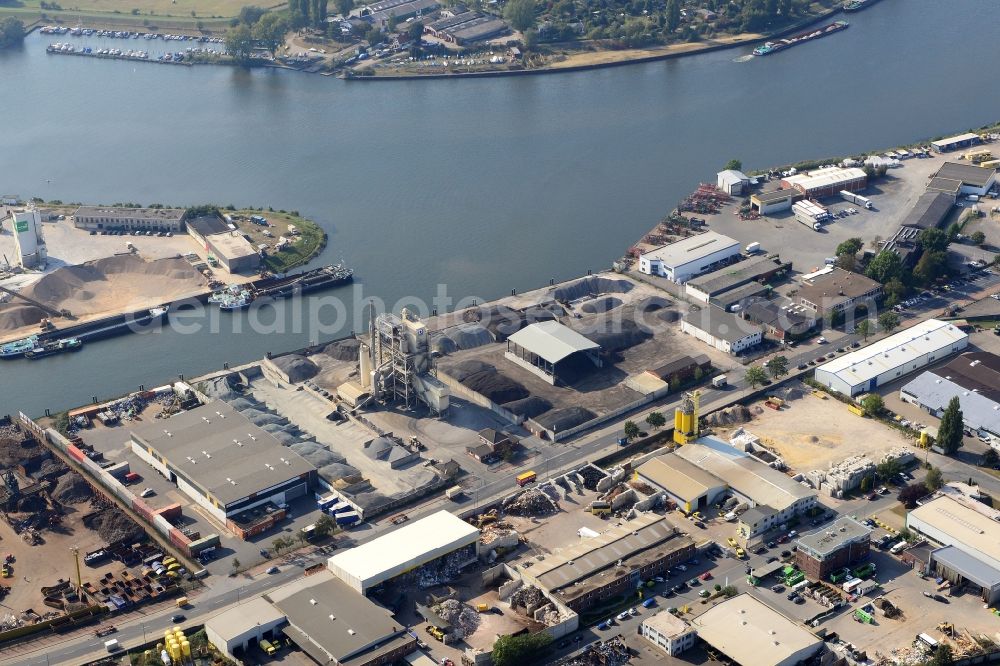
[124,472,141,484]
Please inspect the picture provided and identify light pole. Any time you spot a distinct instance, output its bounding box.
[141,621,147,645]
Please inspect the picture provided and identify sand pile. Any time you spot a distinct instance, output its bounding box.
[703,404,752,427]
[0,255,205,333]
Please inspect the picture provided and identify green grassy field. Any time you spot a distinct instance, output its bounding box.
[0,0,284,29]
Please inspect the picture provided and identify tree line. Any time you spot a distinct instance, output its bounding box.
[0,17,25,49]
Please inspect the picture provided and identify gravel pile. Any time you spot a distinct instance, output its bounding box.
[433,599,480,639]
[553,276,632,302]
[322,338,361,361]
[444,323,494,350]
[703,404,752,426]
[503,488,558,516]
[52,473,93,504]
[501,396,552,419]
[635,296,671,313]
[534,406,595,432]
[270,354,319,383]
[444,360,529,404]
[579,296,622,314]
[582,318,651,351]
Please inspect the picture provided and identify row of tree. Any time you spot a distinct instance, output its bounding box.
[744,354,789,388]
[0,17,25,49]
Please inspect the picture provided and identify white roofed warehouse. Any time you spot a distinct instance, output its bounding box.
[638,231,741,283]
[692,594,823,666]
[814,319,968,396]
[326,511,479,594]
[781,166,867,199]
[505,320,602,385]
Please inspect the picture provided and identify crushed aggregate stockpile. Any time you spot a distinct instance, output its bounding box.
[433,599,480,639]
[579,296,622,314]
[322,337,361,361]
[201,376,242,401]
[580,318,651,352]
[635,296,671,313]
[510,585,544,610]
[501,396,552,419]
[244,410,289,427]
[229,397,262,411]
[534,406,596,432]
[52,472,92,504]
[430,333,458,355]
[0,255,205,333]
[475,305,533,342]
[553,276,633,303]
[703,404,752,427]
[444,323,494,350]
[657,309,681,323]
[503,488,558,516]
[363,437,394,460]
[444,360,529,404]
[270,354,319,383]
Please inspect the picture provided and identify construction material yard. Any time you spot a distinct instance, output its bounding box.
[715,383,913,471]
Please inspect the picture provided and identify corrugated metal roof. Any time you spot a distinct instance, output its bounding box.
[909,494,1000,569]
[507,321,599,364]
[639,232,740,269]
[637,455,722,502]
[783,166,867,192]
[932,545,1000,589]
[816,319,968,389]
[900,372,1000,435]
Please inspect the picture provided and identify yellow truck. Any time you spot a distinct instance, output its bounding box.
[175,596,189,608]
[259,639,276,656]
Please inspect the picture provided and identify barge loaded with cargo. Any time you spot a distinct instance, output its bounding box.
[206,262,354,311]
[753,20,848,56]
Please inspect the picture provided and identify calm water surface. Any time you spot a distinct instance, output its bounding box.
[1,0,998,415]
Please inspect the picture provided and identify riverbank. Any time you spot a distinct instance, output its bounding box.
[347,5,841,80]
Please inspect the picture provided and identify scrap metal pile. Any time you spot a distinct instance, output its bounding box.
[503,488,558,516]
[415,549,468,589]
[560,636,631,666]
[678,183,731,214]
[480,521,518,547]
[509,584,544,610]
[432,599,481,639]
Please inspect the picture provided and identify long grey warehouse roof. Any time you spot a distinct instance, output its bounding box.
[932,546,1000,590]
[935,162,996,188]
[640,231,740,268]
[687,255,788,297]
[901,192,954,230]
[531,513,684,592]
[130,401,315,506]
[507,320,600,364]
[752,189,797,203]
[682,309,762,344]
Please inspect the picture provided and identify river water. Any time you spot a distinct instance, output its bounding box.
[1,0,998,417]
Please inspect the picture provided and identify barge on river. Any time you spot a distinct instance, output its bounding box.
[753,20,848,56]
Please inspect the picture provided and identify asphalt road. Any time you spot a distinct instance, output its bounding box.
[13,275,1000,665]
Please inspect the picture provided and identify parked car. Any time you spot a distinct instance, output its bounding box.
[771,584,784,592]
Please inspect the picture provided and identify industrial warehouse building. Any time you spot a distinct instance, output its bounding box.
[900,351,1000,446]
[205,572,416,665]
[635,455,726,513]
[931,132,981,153]
[505,320,602,385]
[883,192,955,264]
[516,513,694,612]
[205,231,261,274]
[794,516,871,581]
[73,206,185,232]
[907,493,1000,605]
[426,11,508,44]
[814,319,969,396]
[129,401,315,530]
[740,300,816,341]
[750,188,797,214]
[781,166,867,199]
[270,574,416,666]
[796,267,883,316]
[327,511,479,594]
[692,594,823,666]
[684,254,791,303]
[638,231,741,283]
[680,308,763,355]
[926,177,963,200]
[674,437,816,525]
[716,169,750,195]
[933,162,997,196]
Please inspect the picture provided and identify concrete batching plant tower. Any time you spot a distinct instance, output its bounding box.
[673,391,700,445]
[8,209,47,269]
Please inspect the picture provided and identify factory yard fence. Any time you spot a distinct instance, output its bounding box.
[18,412,194,558]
